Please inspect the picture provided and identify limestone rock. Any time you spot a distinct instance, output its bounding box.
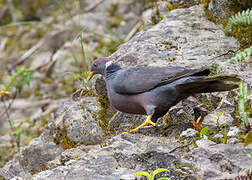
[186,143,251,179]
[53,98,105,146]
[18,137,63,174]
[180,128,198,138]
[202,110,234,126]
[227,126,241,137]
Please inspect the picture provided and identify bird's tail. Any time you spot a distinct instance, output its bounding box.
[178,74,241,94]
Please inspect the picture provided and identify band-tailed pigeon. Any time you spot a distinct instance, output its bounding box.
[87,57,240,134]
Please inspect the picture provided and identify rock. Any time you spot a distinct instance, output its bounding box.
[111,5,238,68]
[202,110,234,126]
[18,137,63,174]
[180,128,198,138]
[108,111,144,133]
[0,159,31,179]
[207,0,252,23]
[93,76,108,100]
[53,98,105,146]
[30,134,184,179]
[207,0,233,23]
[142,9,154,26]
[3,134,250,179]
[186,143,251,179]
[227,137,240,144]
[227,126,241,137]
[196,139,216,148]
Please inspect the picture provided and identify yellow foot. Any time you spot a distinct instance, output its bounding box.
[122,114,156,134]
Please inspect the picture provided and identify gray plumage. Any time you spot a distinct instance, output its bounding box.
[88,57,240,123]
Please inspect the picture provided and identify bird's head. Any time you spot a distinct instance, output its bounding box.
[87,57,121,81]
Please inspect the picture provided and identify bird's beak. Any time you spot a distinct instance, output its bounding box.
[87,71,94,81]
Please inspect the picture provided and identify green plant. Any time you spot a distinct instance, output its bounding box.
[71,32,92,90]
[200,126,209,139]
[221,129,227,144]
[224,9,252,34]
[5,68,34,92]
[223,8,252,62]
[0,68,34,150]
[232,46,252,61]
[195,126,209,140]
[134,168,170,180]
[55,0,92,91]
[238,81,249,127]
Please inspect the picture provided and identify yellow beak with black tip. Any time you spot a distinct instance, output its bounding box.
[87,71,94,81]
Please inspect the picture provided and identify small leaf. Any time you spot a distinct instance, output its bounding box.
[217,112,223,118]
[151,168,169,179]
[200,126,209,136]
[134,171,151,179]
[195,136,202,140]
[157,178,171,180]
[222,129,227,144]
[11,126,24,136]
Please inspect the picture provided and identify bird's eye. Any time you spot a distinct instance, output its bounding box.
[93,63,97,67]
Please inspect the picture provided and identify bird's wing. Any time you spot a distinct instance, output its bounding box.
[111,66,210,94]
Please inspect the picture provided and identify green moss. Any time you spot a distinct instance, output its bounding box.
[74,153,80,159]
[53,123,77,150]
[168,57,176,62]
[202,0,215,22]
[95,96,115,135]
[229,25,252,49]
[155,41,178,51]
[166,2,179,11]
[30,165,48,175]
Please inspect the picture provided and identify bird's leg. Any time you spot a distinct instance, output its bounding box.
[122,109,156,134]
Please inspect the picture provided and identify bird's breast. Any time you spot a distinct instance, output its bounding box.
[106,86,147,114]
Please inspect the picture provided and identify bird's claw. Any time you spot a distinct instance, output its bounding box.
[121,114,156,134]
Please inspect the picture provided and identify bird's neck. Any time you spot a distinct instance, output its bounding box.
[105,63,121,79]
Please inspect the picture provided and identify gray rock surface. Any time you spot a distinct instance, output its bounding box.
[30,134,183,180]
[53,98,105,146]
[196,139,216,148]
[186,143,251,179]
[227,126,241,137]
[2,134,250,180]
[202,110,234,126]
[180,128,198,138]
[18,137,63,174]
[207,0,233,23]
[111,5,238,68]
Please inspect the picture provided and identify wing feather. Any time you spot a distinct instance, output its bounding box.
[110,66,209,94]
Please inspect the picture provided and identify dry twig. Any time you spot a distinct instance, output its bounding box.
[85,0,105,12]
